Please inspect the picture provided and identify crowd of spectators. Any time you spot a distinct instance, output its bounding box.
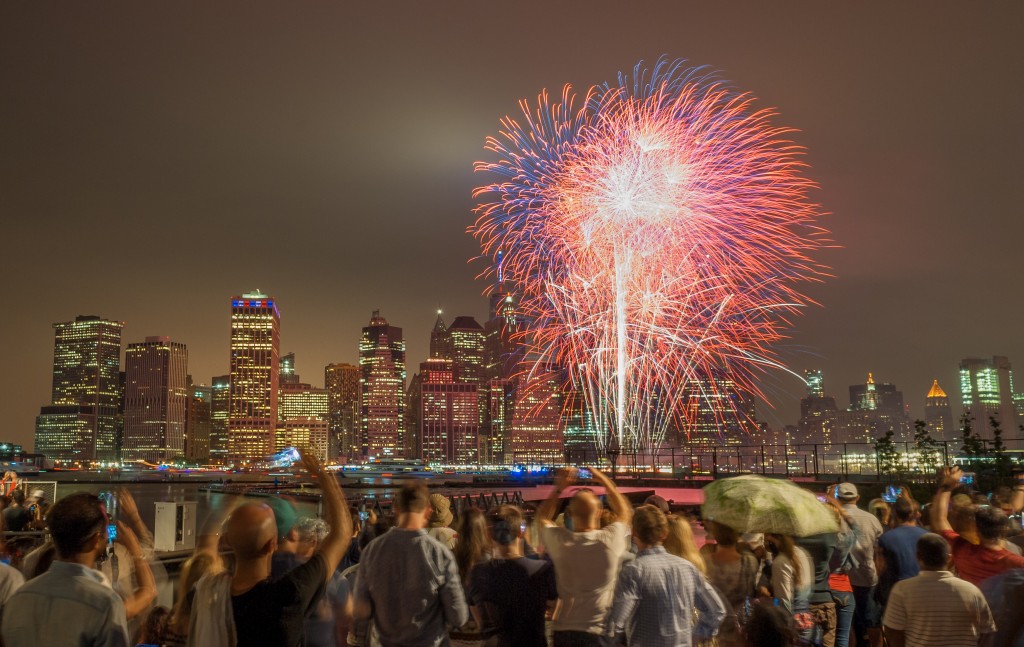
[0,460,1019,647]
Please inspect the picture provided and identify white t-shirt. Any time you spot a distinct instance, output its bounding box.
[540,521,629,634]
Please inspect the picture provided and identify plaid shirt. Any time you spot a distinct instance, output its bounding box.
[607,546,726,647]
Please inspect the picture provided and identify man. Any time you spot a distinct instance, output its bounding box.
[267,496,302,579]
[538,466,632,647]
[471,505,557,647]
[881,533,995,647]
[187,451,352,647]
[608,504,725,647]
[930,466,1024,586]
[351,480,468,647]
[876,496,927,610]
[2,490,31,533]
[296,517,352,647]
[835,482,884,647]
[2,492,130,647]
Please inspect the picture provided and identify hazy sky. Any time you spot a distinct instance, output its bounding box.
[2,2,1022,449]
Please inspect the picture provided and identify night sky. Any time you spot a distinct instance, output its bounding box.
[3,2,1022,449]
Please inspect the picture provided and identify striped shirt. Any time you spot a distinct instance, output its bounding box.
[882,570,995,647]
[607,546,726,647]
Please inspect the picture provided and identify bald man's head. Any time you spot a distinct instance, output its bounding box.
[226,503,277,560]
[568,489,601,530]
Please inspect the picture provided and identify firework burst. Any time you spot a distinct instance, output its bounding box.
[471,58,828,451]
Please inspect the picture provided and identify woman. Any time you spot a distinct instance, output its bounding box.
[163,551,225,646]
[453,508,491,587]
[451,508,491,647]
[823,497,856,647]
[764,533,813,614]
[700,520,759,646]
[665,514,706,573]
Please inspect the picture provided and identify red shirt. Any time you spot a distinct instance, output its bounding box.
[828,572,853,593]
[939,528,1024,586]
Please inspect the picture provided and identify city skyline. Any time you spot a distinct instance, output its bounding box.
[25,295,1024,457]
[3,3,1023,447]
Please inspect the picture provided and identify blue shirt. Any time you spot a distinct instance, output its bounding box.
[353,528,468,647]
[608,546,726,647]
[879,525,928,582]
[1,560,129,647]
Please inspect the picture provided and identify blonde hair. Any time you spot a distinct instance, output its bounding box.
[664,514,706,574]
[170,552,224,631]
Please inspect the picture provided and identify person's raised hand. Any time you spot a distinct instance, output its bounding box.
[299,447,325,479]
[115,521,142,555]
[937,466,961,490]
[116,487,140,523]
[554,467,578,491]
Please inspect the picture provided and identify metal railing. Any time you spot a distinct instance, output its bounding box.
[565,437,1024,481]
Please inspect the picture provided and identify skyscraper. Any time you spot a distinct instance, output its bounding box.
[959,356,1018,439]
[797,369,838,446]
[418,358,479,464]
[504,362,564,464]
[805,369,824,398]
[185,380,212,463]
[924,379,955,441]
[227,292,280,464]
[122,336,189,462]
[483,285,527,463]
[325,363,360,459]
[35,315,123,463]
[279,352,300,385]
[276,382,330,460]
[429,312,448,359]
[359,311,405,457]
[209,375,230,464]
[841,373,911,443]
[678,376,758,446]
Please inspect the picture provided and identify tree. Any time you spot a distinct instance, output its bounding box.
[989,416,1012,481]
[874,428,901,481]
[913,419,942,476]
[960,412,984,470]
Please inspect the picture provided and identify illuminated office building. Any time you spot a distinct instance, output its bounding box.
[840,373,911,444]
[359,311,405,457]
[227,292,280,464]
[209,375,230,463]
[122,336,189,462]
[279,382,329,422]
[678,376,758,446]
[805,370,824,398]
[562,382,601,463]
[924,379,955,441]
[185,380,212,463]
[483,284,526,463]
[279,352,300,385]
[504,362,564,464]
[275,419,329,461]
[325,362,360,459]
[797,369,838,446]
[276,382,329,460]
[35,315,123,463]
[430,312,448,359]
[959,356,1018,439]
[418,359,479,464]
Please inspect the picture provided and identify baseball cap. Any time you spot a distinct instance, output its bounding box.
[265,497,299,541]
[836,482,858,500]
